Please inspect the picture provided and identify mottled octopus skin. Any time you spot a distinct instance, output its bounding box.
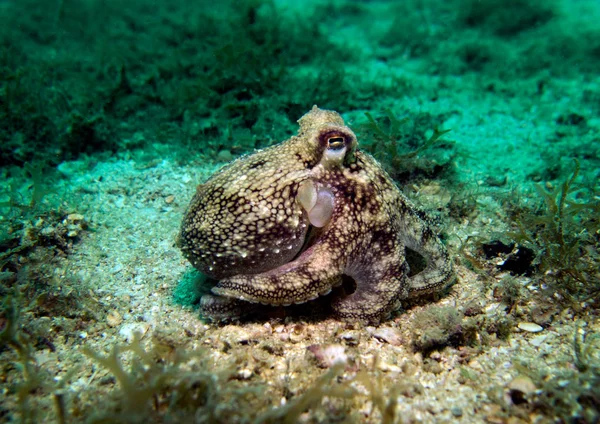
[178,106,454,323]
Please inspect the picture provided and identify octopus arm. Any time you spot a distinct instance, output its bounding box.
[199,294,260,321]
[211,241,344,306]
[398,210,455,297]
[331,233,411,323]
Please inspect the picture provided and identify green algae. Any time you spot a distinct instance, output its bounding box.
[358,109,455,181]
[172,269,207,307]
[510,160,600,304]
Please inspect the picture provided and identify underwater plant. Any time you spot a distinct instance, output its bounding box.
[410,305,478,353]
[0,292,76,423]
[0,162,50,213]
[358,108,455,181]
[509,160,600,304]
[0,294,38,422]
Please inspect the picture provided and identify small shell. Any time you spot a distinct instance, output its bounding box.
[517,322,543,333]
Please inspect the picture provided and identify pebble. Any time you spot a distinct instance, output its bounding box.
[530,334,548,347]
[338,330,359,346]
[227,327,254,344]
[508,375,537,395]
[307,344,348,368]
[165,195,175,204]
[370,327,404,346]
[106,310,123,327]
[67,213,85,222]
[468,360,484,372]
[451,407,463,417]
[376,360,401,373]
[217,149,233,162]
[518,322,543,333]
[119,322,150,342]
[236,369,253,380]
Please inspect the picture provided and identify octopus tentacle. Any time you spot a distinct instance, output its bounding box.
[397,208,455,297]
[211,238,344,307]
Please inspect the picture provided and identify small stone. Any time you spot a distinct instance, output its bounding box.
[530,334,548,347]
[486,416,505,424]
[376,360,401,373]
[226,327,254,344]
[450,407,463,417]
[518,322,543,333]
[165,195,175,204]
[217,149,233,162]
[119,323,150,342]
[307,344,347,368]
[67,213,85,222]
[507,417,530,424]
[468,360,484,372]
[41,227,55,236]
[236,369,253,380]
[370,326,403,346]
[338,330,359,346]
[508,375,537,396]
[106,310,123,328]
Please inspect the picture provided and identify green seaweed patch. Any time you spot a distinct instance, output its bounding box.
[173,268,212,308]
[509,160,600,305]
[173,269,208,307]
[458,0,556,38]
[410,305,478,354]
[357,109,456,182]
[0,292,77,423]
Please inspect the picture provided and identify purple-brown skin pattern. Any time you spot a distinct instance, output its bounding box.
[178,106,454,323]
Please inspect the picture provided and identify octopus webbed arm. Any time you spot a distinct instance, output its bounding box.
[397,203,455,297]
[331,228,411,323]
[199,294,260,322]
[211,237,344,306]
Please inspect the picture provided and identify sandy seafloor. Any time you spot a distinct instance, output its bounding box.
[1,0,599,423]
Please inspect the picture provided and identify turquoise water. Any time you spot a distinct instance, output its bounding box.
[1,0,599,422]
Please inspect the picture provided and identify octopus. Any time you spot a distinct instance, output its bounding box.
[178,106,454,323]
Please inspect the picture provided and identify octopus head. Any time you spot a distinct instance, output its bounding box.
[298,105,357,168]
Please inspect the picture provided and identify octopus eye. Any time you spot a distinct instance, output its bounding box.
[318,130,356,165]
[327,136,345,150]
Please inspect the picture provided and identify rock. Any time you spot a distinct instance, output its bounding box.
[307,344,347,368]
[338,330,359,346]
[371,326,404,346]
[508,375,537,405]
[236,369,253,380]
[530,334,548,347]
[217,149,233,162]
[119,322,150,342]
[451,407,463,417]
[106,310,123,327]
[67,213,85,222]
[508,375,537,396]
